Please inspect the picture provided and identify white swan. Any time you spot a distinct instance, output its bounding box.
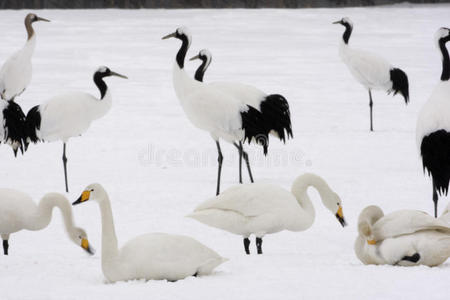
[355,205,450,266]
[0,189,94,255]
[188,173,346,255]
[72,183,227,283]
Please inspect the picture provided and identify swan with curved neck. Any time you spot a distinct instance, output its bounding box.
[333,17,409,132]
[188,173,346,255]
[72,183,227,282]
[25,66,127,192]
[416,27,450,217]
[355,205,450,266]
[0,13,50,102]
[0,189,94,255]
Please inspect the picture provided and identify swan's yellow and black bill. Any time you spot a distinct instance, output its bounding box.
[72,191,90,205]
[81,238,95,255]
[162,32,176,40]
[335,206,347,227]
[367,239,376,245]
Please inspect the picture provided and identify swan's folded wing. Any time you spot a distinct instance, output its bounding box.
[194,183,290,217]
[373,210,450,240]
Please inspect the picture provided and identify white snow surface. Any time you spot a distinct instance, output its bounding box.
[0,4,450,300]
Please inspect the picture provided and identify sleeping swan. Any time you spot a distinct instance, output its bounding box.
[0,188,94,255]
[355,205,450,266]
[72,183,227,283]
[188,173,347,254]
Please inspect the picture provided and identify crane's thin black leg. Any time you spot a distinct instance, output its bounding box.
[234,142,254,183]
[256,237,263,254]
[3,240,8,255]
[369,89,374,132]
[432,179,439,217]
[243,238,251,255]
[62,143,69,193]
[216,141,223,196]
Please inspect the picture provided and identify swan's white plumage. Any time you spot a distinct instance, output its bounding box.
[188,173,345,238]
[76,183,226,283]
[0,189,91,254]
[37,90,112,142]
[0,36,35,101]
[355,206,450,266]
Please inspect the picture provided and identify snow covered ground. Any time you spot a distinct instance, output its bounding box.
[1,3,450,299]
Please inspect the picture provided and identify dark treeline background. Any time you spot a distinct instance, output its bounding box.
[0,0,448,8]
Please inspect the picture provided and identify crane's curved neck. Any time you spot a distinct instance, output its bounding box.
[342,24,353,45]
[290,174,334,231]
[25,19,35,41]
[439,38,450,81]
[27,194,75,235]
[194,58,210,82]
[97,193,120,261]
[94,73,108,99]
[176,35,190,69]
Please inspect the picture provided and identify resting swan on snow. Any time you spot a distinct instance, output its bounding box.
[72,183,227,283]
[355,205,450,266]
[188,173,347,255]
[0,189,94,255]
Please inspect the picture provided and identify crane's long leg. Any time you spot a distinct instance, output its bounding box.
[243,237,251,255]
[369,89,374,132]
[2,239,8,255]
[432,178,438,218]
[216,141,223,196]
[256,237,263,254]
[234,142,254,183]
[63,143,69,193]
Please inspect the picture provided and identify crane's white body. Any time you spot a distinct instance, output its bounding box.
[0,35,35,101]
[188,173,343,238]
[355,206,450,267]
[339,41,393,91]
[209,81,266,110]
[416,81,450,147]
[0,189,88,250]
[36,89,112,142]
[78,184,227,283]
[173,62,247,143]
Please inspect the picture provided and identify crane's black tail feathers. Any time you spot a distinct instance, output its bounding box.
[25,105,42,147]
[260,94,293,142]
[390,68,409,104]
[240,94,293,155]
[241,106,269,155]
[2,101,27,156]
[421,130,450,196]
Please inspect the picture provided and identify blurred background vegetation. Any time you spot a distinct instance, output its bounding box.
[0,0,448,8]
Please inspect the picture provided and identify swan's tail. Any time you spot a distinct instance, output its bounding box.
[196,257,228,276]
[389,68,409,104]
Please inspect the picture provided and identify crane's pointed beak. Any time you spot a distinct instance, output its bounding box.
[189,54,200,61]
[110,71,128,79]
[332,20,341,24]
[37,17,50,22]
[162,32,176,40]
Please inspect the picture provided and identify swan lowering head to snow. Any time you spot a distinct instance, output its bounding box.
[188,173,346,255]
[355,205,450,267]
[72,183,227,283]
[0,189,94,256]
